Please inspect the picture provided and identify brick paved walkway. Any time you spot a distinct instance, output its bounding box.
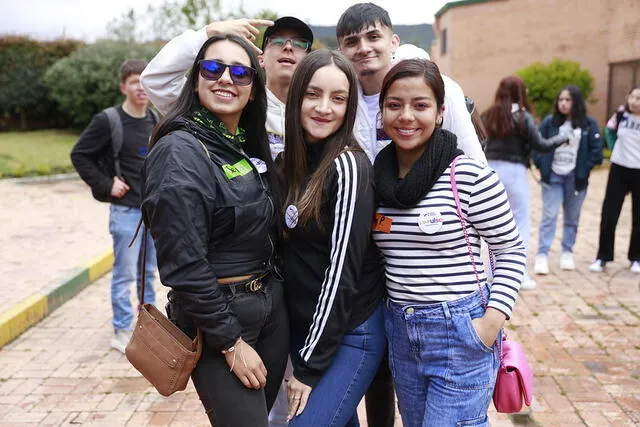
[1,166,639,426]
[0,178,110,314]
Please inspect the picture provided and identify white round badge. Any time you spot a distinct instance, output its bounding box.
[418,210,443,234]
[250,157,268,174]
[285,205,299,229]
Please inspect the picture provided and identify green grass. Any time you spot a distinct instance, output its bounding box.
[0,130,79,178]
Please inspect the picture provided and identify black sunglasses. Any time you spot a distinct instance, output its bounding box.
[198,60,255,86]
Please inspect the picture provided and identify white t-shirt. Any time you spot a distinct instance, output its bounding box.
[611,112,640,169]
[363,93,380,132]
[552,121,581,175]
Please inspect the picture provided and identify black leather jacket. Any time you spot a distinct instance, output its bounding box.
[141,121,278,351]
[484,110,567,166]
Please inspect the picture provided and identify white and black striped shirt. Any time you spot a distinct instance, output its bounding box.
[373,157,525,318]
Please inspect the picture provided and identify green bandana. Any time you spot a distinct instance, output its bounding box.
[191,107,246,150]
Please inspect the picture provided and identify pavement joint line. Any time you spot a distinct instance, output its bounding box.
[0,249,113,348]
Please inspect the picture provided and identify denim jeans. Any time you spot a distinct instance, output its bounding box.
[108,204,157,332]
[169,276,289,427]
[537,171,587,255]
[489,161,530,251]
[289,304,386,427]
[384,286,500,427]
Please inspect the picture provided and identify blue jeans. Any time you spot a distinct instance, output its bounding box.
[109,204,157,332]
[489,161,530,251]
[537,171,587,255]
[289,304,386,427]
[384,286,500,427]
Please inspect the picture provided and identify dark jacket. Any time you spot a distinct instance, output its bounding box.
[531,115,603,192]
[283,144,384,387]
[140,121,278,352]
[484,110,568,166]
[70,106,155,207]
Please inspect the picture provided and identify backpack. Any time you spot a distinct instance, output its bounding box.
[90,106,159,202]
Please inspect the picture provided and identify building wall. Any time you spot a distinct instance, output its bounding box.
[431,0,640,125]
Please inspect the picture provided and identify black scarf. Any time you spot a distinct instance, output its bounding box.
[374,128,463,209]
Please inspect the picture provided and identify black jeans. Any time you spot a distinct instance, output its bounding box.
[596,163,640,262]
[168,277,289,427]
[364,348,396,427]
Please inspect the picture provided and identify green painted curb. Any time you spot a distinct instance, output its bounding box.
[0,250,113,348]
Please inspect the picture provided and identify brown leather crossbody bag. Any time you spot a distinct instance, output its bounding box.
[125,225,202,396]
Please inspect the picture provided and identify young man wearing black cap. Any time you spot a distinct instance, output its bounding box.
[141,16,313,159]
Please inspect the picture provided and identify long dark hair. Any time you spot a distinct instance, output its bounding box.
[482,75,532,138]
[149,34,270,165]
[283,49,360,227]
[552,84,588,129]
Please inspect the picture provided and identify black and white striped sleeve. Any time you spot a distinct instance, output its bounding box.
[467,166,525,318]
[294,151,375,387]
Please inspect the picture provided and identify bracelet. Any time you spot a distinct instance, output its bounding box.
[221,338,241,355]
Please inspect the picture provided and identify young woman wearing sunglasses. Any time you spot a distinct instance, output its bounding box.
[141,34,288,427]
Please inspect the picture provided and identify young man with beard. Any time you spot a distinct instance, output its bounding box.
[141,16,313,159]
[335,4,486,426]
[140,17,313,427]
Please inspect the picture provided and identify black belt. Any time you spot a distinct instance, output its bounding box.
[219,271,271,293]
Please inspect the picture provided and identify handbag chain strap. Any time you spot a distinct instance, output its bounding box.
[449,157,503,358]
[449,156,487,309]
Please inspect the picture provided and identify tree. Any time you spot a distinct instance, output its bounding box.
[43,41,160,127]
[0,37,82,130]
[517,59,595,119]
[105,0,276,43]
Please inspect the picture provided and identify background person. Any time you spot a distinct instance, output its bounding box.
[70,59,157,354]
[589,86,640,274]
[532,85,603,275]
[482,75,569,289]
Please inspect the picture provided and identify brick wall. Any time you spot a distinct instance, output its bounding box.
[431,0,640,125]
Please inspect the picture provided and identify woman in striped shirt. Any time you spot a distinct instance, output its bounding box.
[372,59,526,426]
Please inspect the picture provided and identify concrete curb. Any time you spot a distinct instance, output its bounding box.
[0,249,113,348]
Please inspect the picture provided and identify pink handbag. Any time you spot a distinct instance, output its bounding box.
[450,156,534,413]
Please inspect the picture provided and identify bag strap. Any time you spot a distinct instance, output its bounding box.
[104,106,124,178]
[450,156,487,309]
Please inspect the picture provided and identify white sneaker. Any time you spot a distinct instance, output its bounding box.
[521,275,537,290]
[560,252,575,270]
[589,259,606,272]
[111,330,132,354]
[534,254,549,275]
[631,261,640,274]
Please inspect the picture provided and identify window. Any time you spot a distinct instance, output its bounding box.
[608,60,639,120]
[440,28,448,56]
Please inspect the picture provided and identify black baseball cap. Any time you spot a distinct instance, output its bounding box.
[262,16,314,50]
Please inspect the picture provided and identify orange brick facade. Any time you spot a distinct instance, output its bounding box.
[431,0,640,125]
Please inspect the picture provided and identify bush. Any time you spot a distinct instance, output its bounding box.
[43,41,160,127]
[517,58,595,120]
[0,37,83,130]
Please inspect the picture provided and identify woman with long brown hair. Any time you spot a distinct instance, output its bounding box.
[482,75,568,288]
[280,49,386,426]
